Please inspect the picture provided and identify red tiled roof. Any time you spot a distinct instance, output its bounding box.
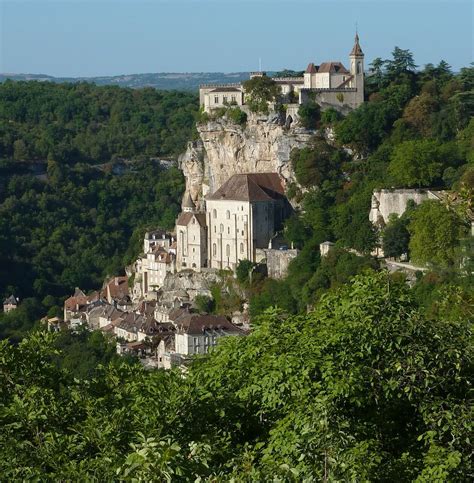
[305,62,317,74]
[105,276,129,300]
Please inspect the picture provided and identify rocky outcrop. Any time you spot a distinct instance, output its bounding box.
[161,269,221,301]
[179,113,314,200]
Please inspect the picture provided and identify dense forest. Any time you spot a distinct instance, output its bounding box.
[0,81,198,162]
[0,50,473,480]
[0,161,184,339]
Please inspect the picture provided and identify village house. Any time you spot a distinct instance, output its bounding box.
[173,312,245,359]
[134,230,177,298]
[200,34,365,114]
[3,294,18,313]
[63,288,101,321]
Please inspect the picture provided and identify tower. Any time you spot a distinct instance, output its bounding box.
[182,191,196,213]
[349,33,364,106]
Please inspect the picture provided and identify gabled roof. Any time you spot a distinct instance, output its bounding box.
[305,62,317,74]
[3,295,17,305]
[175,314,244,336]
[182,191,195,210]
[206,173,285,202]
[317,62,350,74]
[176,212,206,227]
[104,276,129,300]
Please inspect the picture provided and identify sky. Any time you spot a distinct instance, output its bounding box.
[0,0,472,77]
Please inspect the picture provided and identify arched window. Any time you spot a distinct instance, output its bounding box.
[240,242,244,253]
[213,243,217,256]
[213,209,217,219]
[220,223,224,233]
[226,244,230,257]
[357,62,362,74]
[226,210,230,220]
[227,227,230,234]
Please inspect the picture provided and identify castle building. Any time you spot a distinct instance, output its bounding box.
[175,173,291,272]
[200,34,364,113]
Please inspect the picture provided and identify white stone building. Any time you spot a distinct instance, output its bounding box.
[200,34,365,114]
[175,173,291,272]
[176,193,208,271]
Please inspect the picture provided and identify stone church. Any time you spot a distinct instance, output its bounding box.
[175,173,292,272]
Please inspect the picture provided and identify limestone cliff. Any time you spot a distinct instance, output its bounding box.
[179,113,314,200]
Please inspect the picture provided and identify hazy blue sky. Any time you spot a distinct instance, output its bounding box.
[1,0,472,76]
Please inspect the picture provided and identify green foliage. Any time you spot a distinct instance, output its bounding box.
[0,81,198,162]
[408,200,467,268]
[297,100,320,129]
[226,106,247,125]
[0,162,184,315]
[382,214,411,258]
[290,136,345,188]
[242,76,280,114]
[388,139,458,188]
[0,273,471,480]
[235,259,255,286]
[320,107,343,125]
[335,83,413,155]
[194,295,216,314]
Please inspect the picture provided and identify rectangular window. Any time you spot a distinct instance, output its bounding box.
[223,96,227,104]
[214,95,219,104]
[231,95,236,103]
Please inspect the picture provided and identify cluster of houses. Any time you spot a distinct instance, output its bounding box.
[59,273,245,369]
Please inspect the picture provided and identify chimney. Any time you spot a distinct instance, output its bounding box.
[115,277,119,286]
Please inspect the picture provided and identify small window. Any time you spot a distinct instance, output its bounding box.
[240,243,244,253]
[214,226,216,233]
[227,227,230,234]
[213,209,217,219]
[226,244,230,257]
[223,95,227,104]
[231,95,236,103]
[213,243,217,256]
[226,210,230,220]
[214,95,219,104]
[220,224,224,233]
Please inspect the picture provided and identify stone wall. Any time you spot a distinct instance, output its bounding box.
[369,189,442,227]
[256,248,299,279]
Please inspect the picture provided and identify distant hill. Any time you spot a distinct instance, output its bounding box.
[0,72,256,91]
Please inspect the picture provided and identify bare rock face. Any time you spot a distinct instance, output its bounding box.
[161,269,222,301]
[179,114,313,199]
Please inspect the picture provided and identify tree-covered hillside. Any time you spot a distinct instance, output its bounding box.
[1,272,471,480]
[0,161,184,339]
[250,53,473,315]
[0,81,198,163]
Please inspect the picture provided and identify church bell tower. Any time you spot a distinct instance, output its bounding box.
[349,33,364,106]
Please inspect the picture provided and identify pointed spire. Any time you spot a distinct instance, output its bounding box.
[182,191,196,212]
[350,32,364,57]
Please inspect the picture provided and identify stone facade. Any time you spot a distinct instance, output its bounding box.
[369,189,443,228]
[199,34,364,115]
[175,173,292,273]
